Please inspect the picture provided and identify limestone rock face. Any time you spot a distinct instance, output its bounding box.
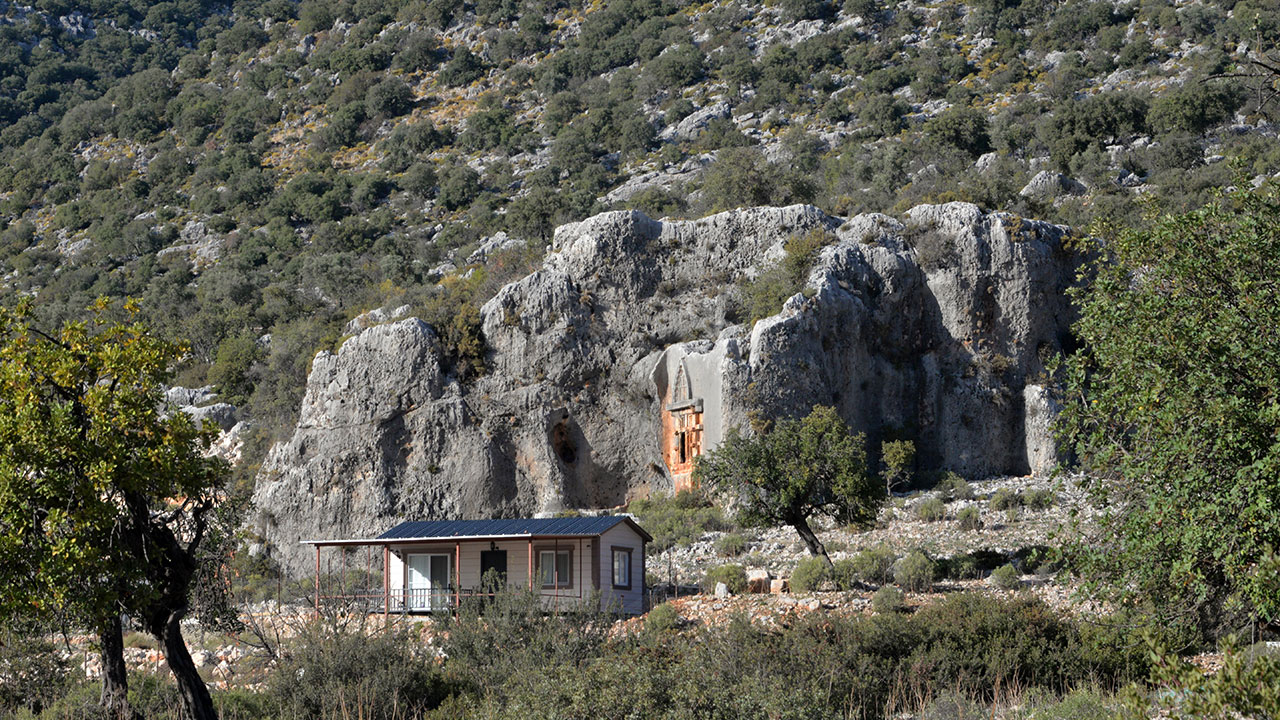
[252,203,1077,573]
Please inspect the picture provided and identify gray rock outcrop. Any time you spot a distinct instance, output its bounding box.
[1019,170,1087,200]
[252,203,1078,573]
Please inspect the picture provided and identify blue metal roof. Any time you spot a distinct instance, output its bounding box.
[375,516,651,542]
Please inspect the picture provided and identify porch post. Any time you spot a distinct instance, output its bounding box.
[313,545,320,617]
[383,544,390,621]
[454,541,461,611]
[527,539,533,591]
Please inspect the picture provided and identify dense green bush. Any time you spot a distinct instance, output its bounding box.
[645,602,681,633]
[935,471,974,501]
[956,505,983,531]
[989,488,1023,511]
[629,490,731,552]
[923,106,991,157]
[1148,83,1242,135]
[991,563,1023,590]
[895,550,937,592]
[270,621,449,720]
[791,556,832,592]
[872,585,905,614]
[703,564,748,594]
[851,546,897,585]
[435,592,1149,718]
[1022,488,1056,510]
[915,496,946,522]
[831,558,859,590]
[716,532,747,557]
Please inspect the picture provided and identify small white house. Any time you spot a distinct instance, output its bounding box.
[303,516,651,615]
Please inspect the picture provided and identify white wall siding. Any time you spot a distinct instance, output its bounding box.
[598,524,645,615]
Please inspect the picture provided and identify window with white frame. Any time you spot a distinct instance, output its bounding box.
[611,547,632,589]
[538,548,572,588]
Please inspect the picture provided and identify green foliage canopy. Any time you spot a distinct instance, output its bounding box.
[0,298,230,720]
[694,405,881,563]
[1058,183,1280,636]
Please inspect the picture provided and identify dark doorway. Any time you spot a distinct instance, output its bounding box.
[480,550,507,590]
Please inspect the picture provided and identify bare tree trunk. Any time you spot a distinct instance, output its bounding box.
[99,615,136,720]
[158,613,218,720]
[792,517,832,567]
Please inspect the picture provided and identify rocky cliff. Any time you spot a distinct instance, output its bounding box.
[252,203,1077,573]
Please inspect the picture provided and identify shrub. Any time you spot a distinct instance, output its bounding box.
[739,228,835,323]
[439,48,485,86]
[716,532,747,557]
[630,490,730,552]
[791,556,832,592]
[935,471,974,501]
[1137,638,1280,720]
[894,550,937,592]
[989,488,1023,511]
[923,106,991,157]
[0,629,70,714]
[436,165,481,211]
[991,563,1022,590]
[851,546,897,585]
[402,162,438,196]
[831,558,858,590]
[954,505,982,531]
[269,621,449,719]
[1022,488,1056,510]
[915,496,946,522]
[704,564,748,594]
[441,586,613,700]
[859,93,907,135]
[701,146,779,211]
[1148,82,1242,135]
[365,77,414,118]
[781,0,834,21]
[872,585,905,614]
[645,602,681,633]
[648,44,705,88]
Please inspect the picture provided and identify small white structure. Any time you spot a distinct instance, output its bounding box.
[303,516,651,615]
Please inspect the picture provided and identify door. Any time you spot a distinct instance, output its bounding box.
[406,553,451,611]
[480,550,507,591]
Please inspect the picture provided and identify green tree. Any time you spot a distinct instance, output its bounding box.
[0,299,230,720]
[880,439,915,493]
[694,405,881,565]
[923,105,991,157]
[1058,183,1280,637]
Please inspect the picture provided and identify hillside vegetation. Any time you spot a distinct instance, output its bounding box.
[1,0,1277,462]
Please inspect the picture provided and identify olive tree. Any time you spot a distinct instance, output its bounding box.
[694,405,881,565]
[0,299,229,720]
[1058,183,1280,637]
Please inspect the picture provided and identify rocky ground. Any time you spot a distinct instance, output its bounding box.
[652,471,1095,592]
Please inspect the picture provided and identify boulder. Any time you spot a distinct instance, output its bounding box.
[746,569,772,594]
[1019,170,1087,200]
[658,101,731,143]
[184,403,237,432]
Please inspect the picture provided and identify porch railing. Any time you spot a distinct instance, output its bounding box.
[314,586,510,614]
